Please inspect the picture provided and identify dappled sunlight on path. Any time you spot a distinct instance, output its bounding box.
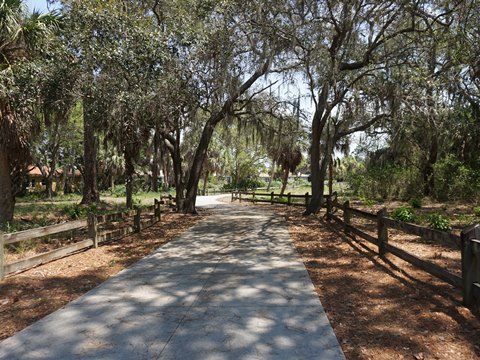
[0,204,344,359]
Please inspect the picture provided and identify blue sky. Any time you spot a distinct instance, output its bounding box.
[25,0,58,13]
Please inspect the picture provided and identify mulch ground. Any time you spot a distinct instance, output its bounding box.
[2,200,480,360]
[0,211,206,341]
[274,205,480,360]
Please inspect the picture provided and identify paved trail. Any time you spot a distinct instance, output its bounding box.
[0,201,345,360]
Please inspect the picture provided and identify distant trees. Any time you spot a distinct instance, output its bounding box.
[1,0,479,225]
[0,1,59,224]
[348,0,480,202]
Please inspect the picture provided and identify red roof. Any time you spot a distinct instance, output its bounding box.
[27,166,81,177]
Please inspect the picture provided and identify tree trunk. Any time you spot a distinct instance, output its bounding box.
[328,157,334,195]
[110,172,115,192]
[202,170,209,196]
[0,150,14,225]
[45,176,53,199]
[168,133,186,210]
[80,96,99,204]
[267,161,276,191]
[422,140,438,197]
[181,59,272,213]
[305,82,331,215]
[151,130,160,192]
[280,167,289,195]
[182,121,217,214]
[305,113,323,214]
[124,150,135,209]
[162,160,170,191]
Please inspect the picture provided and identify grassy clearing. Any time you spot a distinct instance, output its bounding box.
[9,189,171,232]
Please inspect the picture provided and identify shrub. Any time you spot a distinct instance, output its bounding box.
[233,178,266,190]
[428,213,451,231]
[132,197,142,208]
[62,204,85,219]
[111,184,126,198]
[62,203,98,220]
[360,198,376,207]
[473,206,480,217]
[346,165,422,201]
[274,196,288,204]
[409,197,422,209]
[433,154,480,201]
[391,207,416,223]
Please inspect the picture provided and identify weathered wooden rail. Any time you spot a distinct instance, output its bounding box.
[329,198,480,310]
[0,199,162,279]
[233,189,480,310]
[231,190,320,207]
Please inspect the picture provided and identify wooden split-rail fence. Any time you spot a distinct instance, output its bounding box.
[0,199,162,280]
[232,190,480,311]
[231,190,316,207]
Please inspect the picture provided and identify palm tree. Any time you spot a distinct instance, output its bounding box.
[0,0,59,225]
[277,146,302,196]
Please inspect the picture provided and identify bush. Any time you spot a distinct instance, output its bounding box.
[433,154,480,201]
[428,213,451,231]
[346,165,422,201]
[232,178,267,190]
[275,196,288,204]
[360,198,376,207]
[473,206,480,217]
[391,207,416,223]
[62,203,98,220]
[110,184,126,198]
[409,197,422,209]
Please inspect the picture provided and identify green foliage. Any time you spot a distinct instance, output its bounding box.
[347,165,421,201]
[473,206,480,217]
[391,207,416,223]
[409,197,422,209]
[360,198,376,207]
[5,239,38,255]
[232,178,267,190]
[0,221,28,233]
[109,184,127,198]
[132,197,142,208]
[275,196,288,204]
[433,155,480,201]
[427,213,451,231]
[62,203,98,220]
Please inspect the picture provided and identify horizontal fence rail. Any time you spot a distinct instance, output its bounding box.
[233,189,480,311]
[330,199,477,309]
[231,190,330,208]
[2,220,87,246]
[0,200,162,279]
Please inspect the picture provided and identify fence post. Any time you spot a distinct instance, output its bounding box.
[252,191,256,204]
[231,191,234,202]
[326,195,332,221]
[154,199,161,221]
[134,207,142,233]
[87,213,99,248]
[305,192,310,208]
[287,192,292,207]
[271,191,274,205]
[239,192,242,203]
[343,201,350,233]
[377,208,388,256]
[461,224,480,310]
[0,236,4,280]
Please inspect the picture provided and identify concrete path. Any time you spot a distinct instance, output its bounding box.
[0,203,345,360]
